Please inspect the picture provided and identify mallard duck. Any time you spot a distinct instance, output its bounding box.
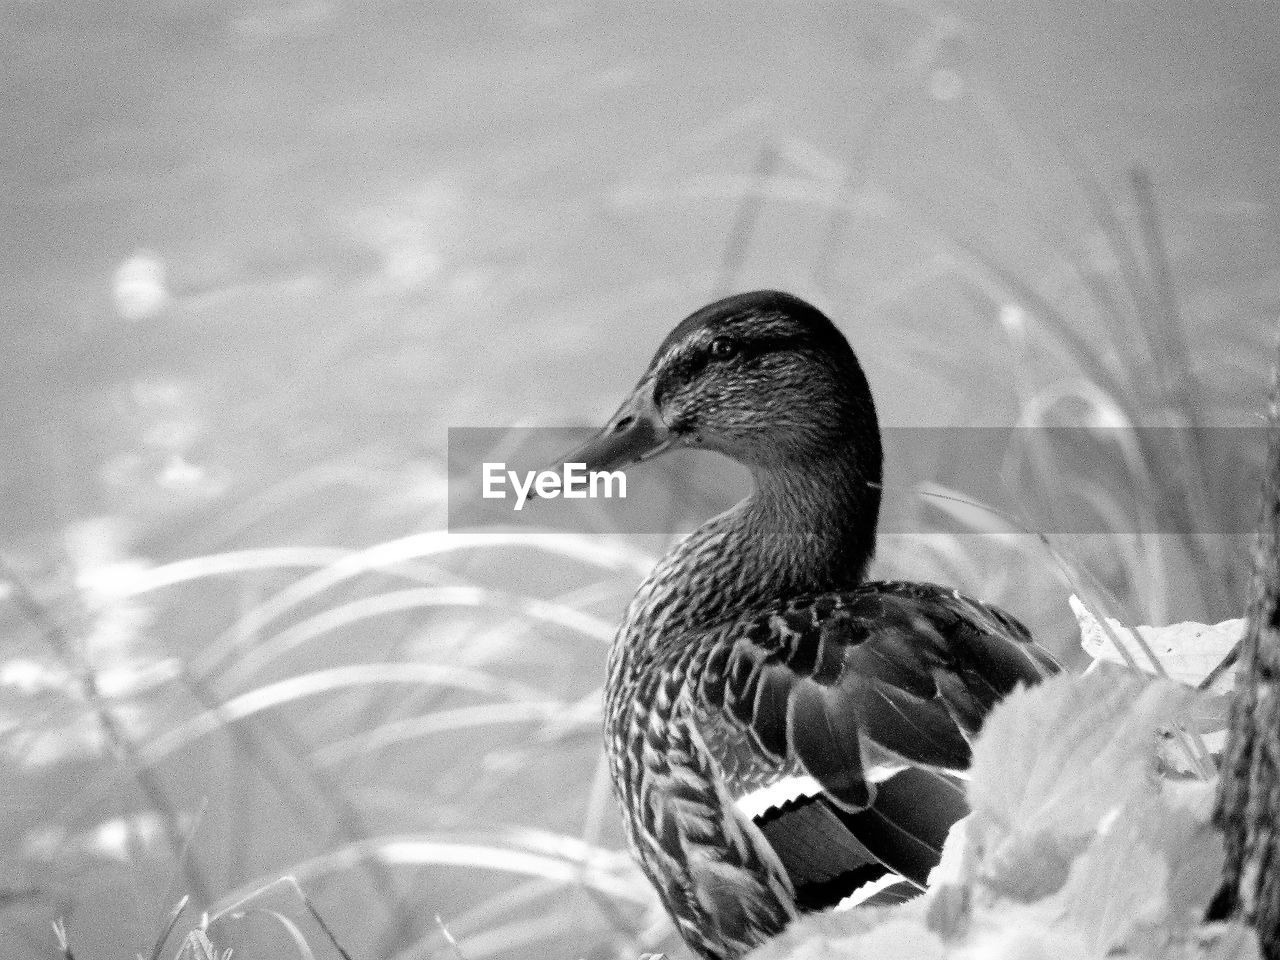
[559,291,1059,960]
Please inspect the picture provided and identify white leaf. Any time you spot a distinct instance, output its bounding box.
[1071,595,1242,692]
[966,667,1195,900]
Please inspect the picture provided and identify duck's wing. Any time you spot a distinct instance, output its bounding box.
[693,580,1060,813]
[752,764,967,901]
[684,580,1056,896]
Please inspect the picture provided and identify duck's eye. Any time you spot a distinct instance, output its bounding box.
[708,336,738,361]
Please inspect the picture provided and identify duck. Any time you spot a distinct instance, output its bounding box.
[557,290,1059,960]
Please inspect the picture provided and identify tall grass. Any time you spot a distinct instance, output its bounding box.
[1,518,675,958]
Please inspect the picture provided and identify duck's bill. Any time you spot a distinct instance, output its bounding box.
[556,385,676,475]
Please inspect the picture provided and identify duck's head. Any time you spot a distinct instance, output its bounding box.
[566,290,882,484]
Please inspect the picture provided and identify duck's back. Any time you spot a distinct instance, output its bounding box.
[609,572,1058,810]
[605,544,1060,949]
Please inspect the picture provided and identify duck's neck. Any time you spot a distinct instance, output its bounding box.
[740,451,881,593]
[624,446,881,648]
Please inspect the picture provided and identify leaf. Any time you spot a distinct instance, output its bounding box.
[231,909,316,960]
[947,784,1227,959]
[960,669,1228,959]
[744,907,948,960]
[954,904,1094,960]
[1056,796,1182,956]
[1072,596,1242,692]
[1180,923,1262,960]
[966,667,1193,900]
[175,931,217,960]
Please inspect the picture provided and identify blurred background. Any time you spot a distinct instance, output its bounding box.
[2,1,1277,957]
